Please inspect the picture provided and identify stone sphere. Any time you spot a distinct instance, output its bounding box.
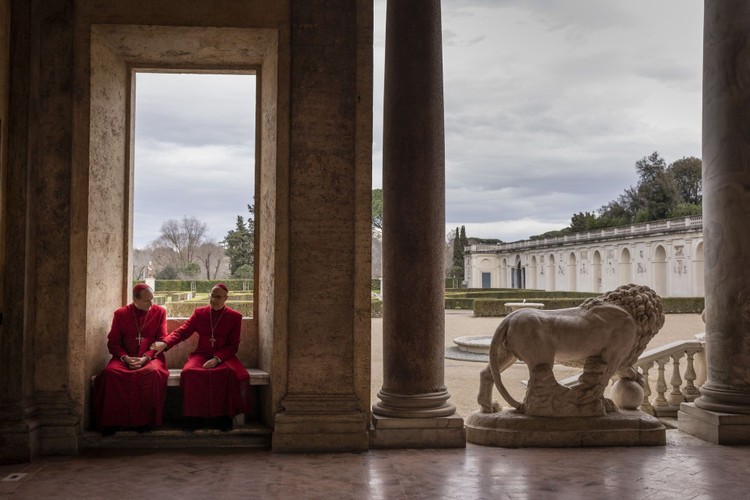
[612,378,644,410]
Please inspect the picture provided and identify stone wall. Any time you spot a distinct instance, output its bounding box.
[0,0,372,461]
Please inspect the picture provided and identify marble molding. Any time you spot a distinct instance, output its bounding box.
[678,403,750,445]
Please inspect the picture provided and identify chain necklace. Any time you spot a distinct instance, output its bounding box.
[132,307,147,344]
[209,307,226,347]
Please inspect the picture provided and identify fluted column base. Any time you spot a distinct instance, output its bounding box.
[678,403,750,445]
[693,383,750,414]
[370,390,465,449]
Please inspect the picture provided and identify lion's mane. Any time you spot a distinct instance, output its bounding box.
[580,283,665,366]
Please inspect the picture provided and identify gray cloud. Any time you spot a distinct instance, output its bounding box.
[133,73,255,247]
[134,1,702,247]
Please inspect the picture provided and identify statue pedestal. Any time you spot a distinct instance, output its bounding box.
[466,408,665,447]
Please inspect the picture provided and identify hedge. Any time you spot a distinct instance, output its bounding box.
[371,299,383,318]
[166,300,253,317]
[135,280,254,293]
[661,297,704,313]
[473,296,705,317]
[445,298,474,310]
[458,290,599,300]
[473,298,588,317]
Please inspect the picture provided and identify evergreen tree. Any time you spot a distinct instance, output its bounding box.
[459,225,469,250]
[223,204,255,277]
[452,226,463,268]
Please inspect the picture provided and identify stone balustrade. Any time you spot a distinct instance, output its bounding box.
[557,337,706,418]
[468,215,703,253]
[634,339,705,417]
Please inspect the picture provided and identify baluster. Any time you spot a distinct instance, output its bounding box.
[638,362,655,415]
[653,357,669,408]
[668,352,685,406]
[682,349,701,400]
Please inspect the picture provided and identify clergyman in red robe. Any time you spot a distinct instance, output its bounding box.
[152,283,250,431]
[92,284,169,434]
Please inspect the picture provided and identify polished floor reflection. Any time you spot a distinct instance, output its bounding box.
[1,430,748,499]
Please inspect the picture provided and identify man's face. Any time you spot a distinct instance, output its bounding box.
[210,287,229,310]
[133,288,154,311]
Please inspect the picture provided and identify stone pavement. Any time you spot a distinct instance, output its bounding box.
[1,430,747,499]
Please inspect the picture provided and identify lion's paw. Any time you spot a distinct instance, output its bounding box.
[479,402,501,414]
[603,398,618,413]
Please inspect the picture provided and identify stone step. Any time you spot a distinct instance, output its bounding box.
[82,422,272,450]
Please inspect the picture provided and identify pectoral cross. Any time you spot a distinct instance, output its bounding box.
[210,336,216,347]
[133,309,145,345]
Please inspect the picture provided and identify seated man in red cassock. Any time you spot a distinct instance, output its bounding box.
[92,283,169,435]
[151,283,250,431]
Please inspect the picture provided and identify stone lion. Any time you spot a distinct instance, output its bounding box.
[477,284,665,417]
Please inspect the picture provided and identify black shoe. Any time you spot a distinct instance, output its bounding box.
[184,417,199,432]
[101,427,117,436]
[216,416,233,432]
[134,425,151,434]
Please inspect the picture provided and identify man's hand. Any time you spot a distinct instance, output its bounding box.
[122,355,146,370]
[203,357,220,369]
[150,341,167,354]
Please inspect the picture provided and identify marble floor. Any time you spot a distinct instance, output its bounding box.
[1,430,748,499]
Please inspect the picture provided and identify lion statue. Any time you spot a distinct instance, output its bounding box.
[477,283,665,417]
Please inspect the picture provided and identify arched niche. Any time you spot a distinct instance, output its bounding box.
[653,244,668,296]
[568,251,577,291]
[547,254,556,291]
[592,250,602,293]
[619,247,632,285]
[529,255,537,289]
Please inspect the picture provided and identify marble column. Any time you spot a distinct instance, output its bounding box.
[371,0,464,448]
[678,0,750,444]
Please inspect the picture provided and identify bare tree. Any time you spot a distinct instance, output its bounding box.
[196,241,227,280]
[159,216,208,268]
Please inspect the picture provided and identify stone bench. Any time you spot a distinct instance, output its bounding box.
[166,367,269,387]
[91,367,269,427]
[92,367,269,386]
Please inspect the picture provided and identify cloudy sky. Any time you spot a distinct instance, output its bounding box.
[133,0,703,248]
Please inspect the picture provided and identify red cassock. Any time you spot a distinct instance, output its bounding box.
[92,304,169,429]
[163,305,250,418]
